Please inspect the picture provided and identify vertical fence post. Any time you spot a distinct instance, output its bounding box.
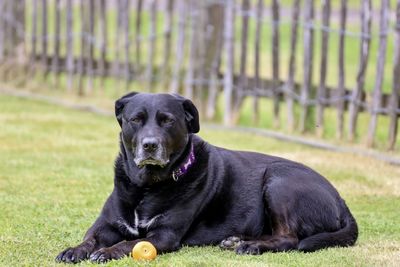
[98,0,107,88]
[2,0,27,81]
[185,1,197,99]
[66,0,74,92]
[86,0,95,93]
[193,3,207,114]
[272,0,280,128]
[252,0,263,125]
[367,0,390,147]
[205,1,224,119]
[232,0,250,123]
[78,0,86,95]
[5,0,10,60]
[170,0,186,94]
[161,0,174,85]
[123,0,130,91]
[5,1,11,62]
[30,0,38,68]
[316,0,330,137]
[146,0,157,91]
[388,0,400,150]
[135,0,143,71]
[239,0,250,94]
[299,0,314,133]
[336,0,347,139]
[0,0,4,62]
[348,0,372,141]
[41,0,48,79]
[18,0,27,84]
[223,0,235,126]
[285,0,301,132]
[114,0,122,86]
[2,0,9,77]
[52,0,61,87]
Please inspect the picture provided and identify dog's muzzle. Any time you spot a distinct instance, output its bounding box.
[134,137,169,168]
[135,157,169,168]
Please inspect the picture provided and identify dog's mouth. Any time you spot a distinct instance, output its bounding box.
[135,158,169,169]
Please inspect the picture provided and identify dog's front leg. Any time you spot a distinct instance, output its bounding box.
[56,217,126,264]
[55,192,136,264]
[89,240,140,263]
[89,229,181,263]
[56,236,97,264]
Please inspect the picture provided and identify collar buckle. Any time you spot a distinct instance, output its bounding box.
[172,171,179,181]
[171,143,195,182]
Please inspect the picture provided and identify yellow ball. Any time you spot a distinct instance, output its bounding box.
[131,241,157,261]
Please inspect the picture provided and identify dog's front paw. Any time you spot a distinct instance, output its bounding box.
[220,236,243,250]
[55,246,90,264]
[89,247,126,263]
[235,242,261,255]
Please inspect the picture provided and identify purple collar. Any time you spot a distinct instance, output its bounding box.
[172,143,195,181]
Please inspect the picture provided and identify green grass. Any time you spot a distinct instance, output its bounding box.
[1,95,400,266]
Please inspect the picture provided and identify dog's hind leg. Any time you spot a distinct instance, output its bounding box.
[231,187,300,255]
[220,235,274,251]
[221,230,298,255]
[234,234,298,255]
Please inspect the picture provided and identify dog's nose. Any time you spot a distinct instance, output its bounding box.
[142,137,159,153]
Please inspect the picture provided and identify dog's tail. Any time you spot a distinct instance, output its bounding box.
[297,204,358,252]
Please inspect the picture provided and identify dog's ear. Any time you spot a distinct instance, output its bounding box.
[115,92,138,127]
[182,99,200,133]
[171,94,200,133]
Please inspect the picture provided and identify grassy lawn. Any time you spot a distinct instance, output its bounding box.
[0,94,399,266]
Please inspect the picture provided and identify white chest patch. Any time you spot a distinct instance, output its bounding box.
[116,209,140,237]
[117,209,163,236]
[135,207,163,231]
[116,218,139,236]
[139,214,163,230]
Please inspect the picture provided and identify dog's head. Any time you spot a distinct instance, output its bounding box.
[115,92,199,185]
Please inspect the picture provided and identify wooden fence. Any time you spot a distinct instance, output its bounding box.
[0,0,399,150]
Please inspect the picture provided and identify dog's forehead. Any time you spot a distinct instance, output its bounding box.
[124,93,183,114]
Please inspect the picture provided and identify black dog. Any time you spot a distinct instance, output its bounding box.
[56,92,358,263]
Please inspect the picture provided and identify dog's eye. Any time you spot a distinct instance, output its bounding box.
[161,117,175,125]
[131,117,142,124]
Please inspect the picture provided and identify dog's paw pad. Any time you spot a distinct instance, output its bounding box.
[220,236,243,250]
